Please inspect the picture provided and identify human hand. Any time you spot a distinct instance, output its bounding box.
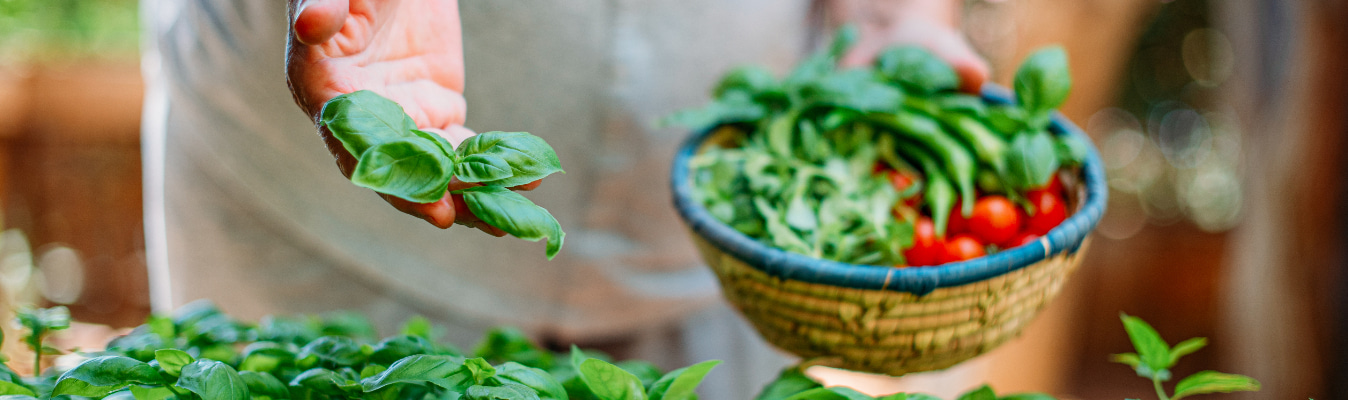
[286,0,527,235]
[836,0,990,93]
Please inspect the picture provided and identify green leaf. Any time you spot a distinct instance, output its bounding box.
[782,387,868,400]
[1119,314,1171,379]
[901,395,940,400]
[0,381,34,397]
[1013,47,1071,118]
[361,355,469,392]
[646,360,719,400]
[465,383,541,400]
[474,327,553,370]
[129,385,174,400]
[239,371,288,399]
[460,186,565,259]
[876,393,907,400]
[456,154,515,183]
[1171,371,1260,400]
[412,129,458,160]
[615,361,663,388]
[239,342,296,372]
[1005,130,1060,190]
[715,66,780,98]
[997,393,1059,400]
[1109,353,1142,368]
[155,349,194,377]
[401,316,435,340]
[177,359,250,400]
[298,336,367,367]
[321,90,418,157]
[986,106,1028,135]
[755,367,822,400]
[290,368,349,396]
[454,132,563,188]
[800,70,904,113]
[464,358,497,385]
[875,46,960,94]
[956,385,995,400]
[1168,338,1208,367]
[494,363,567,400]
[350,138,455,203]
[53,356,162,398]
[370,335,434,365]
[661,91,767,130]
[1054,135,1089,166]
[578,358,647,400]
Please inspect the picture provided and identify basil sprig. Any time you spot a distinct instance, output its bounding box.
[320,91,565,259]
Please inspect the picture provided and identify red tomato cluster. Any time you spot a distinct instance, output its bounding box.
[898,175,1069,267]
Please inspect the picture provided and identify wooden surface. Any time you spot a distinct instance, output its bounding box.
[0,62,150,328]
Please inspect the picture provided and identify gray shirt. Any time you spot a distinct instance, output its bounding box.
[143,0,808,338]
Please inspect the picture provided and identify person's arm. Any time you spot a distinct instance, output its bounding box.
[284,0,523,235]
[830,0,990,93]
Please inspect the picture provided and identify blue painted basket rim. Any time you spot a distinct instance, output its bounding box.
[670,84,1108,296]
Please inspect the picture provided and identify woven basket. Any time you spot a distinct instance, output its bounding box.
[670,87,1107,376]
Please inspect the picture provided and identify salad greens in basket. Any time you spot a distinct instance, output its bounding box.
[669,26,1089,266]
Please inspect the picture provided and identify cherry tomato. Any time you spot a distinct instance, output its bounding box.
[1002,232,1040,249]
[942,234,986,263]
[1025,190,1067,235]
[903,217,945,266]
[969,195,1022,245]
[946,199,969,235]
[888,170,922,207]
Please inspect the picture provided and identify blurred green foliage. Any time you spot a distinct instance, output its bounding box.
[0,0,139,62]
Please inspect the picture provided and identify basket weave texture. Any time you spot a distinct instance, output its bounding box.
[693,234,1089,375]
[670,86,1106,376]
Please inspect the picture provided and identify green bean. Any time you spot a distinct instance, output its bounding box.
[869,111,977,216]
[895,142,956,237]
[939,112,1009,176]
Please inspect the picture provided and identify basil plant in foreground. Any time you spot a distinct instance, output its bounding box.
[320,90,565,259]
[28,301,719,400]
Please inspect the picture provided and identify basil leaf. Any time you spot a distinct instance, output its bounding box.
[996,393,1059,400]
[454,132,563,188]
[754,367,821,400]
[53,356,162,398]
[412,129,458,160]
[290,368,349,396]
[371,335,434,365]
[129,385,174,400]
[351,138,455,203]
[986,105,1028,136]
[177,359,249,400]
[577,358,646,400]
[238,371,288,399]
[955,385,995,400]
[661,91,767,130]
[460,186,565,259]
[474,327,554,370]
[1013,46,1071,117]
[1119,314,1172,380]
[465,383,541,400]
[154,349,194,377]
[782,387,869,400]
[0,382,34,397]
[401,316,435,340]
[875,46,960,95]
[299,336,367,367]
[1168,337,1208,367]
[1171,371,1260,400]
[646,360,719,400]
[715,65,780,98]
[1055,134,1090,166]
[1005,130,1060,190]
[456,154,515,183]
[494,363,567,400]
[321,90,418,157]
[361,355,469,392]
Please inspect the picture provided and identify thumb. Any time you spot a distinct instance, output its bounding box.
[293,0,349,45]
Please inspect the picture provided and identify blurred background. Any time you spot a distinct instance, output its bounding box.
[0,0,1341,398]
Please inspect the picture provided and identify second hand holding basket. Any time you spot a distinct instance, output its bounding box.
[671,86,1107,376]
